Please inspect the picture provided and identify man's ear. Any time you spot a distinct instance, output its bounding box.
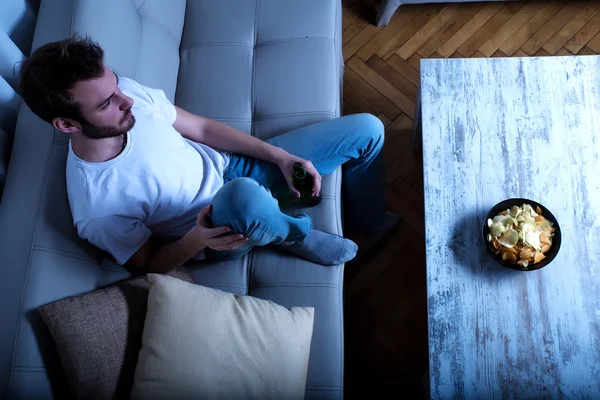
[52,117,81,133]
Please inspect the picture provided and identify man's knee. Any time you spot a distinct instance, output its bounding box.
[211,178,275,226]
[350,113,384,153]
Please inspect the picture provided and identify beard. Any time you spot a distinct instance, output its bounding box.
[79,109,136,139]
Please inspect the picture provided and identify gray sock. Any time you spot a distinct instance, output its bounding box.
[277,229,358,266]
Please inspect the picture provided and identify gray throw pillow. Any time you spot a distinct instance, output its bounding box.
[38,268,193,400]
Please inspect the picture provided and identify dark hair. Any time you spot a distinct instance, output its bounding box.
[18,36,105,123]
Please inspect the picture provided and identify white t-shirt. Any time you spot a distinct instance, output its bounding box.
[66,77,229,265]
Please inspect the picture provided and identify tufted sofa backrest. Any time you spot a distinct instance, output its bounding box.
[175,0,342,140]
[31,0,186,101]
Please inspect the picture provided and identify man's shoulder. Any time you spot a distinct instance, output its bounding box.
[117,76,140,88]
[118,77,151,102]
[118,77,166,114]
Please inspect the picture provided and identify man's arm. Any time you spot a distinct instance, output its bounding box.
[126,205,248,273]
[127,229,207,274]
[173,106,288,164]
[172,106,322,197]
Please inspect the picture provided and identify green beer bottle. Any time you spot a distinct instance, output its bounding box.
[293,162,321,207]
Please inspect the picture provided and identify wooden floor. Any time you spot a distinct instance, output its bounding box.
[341,0,600,397]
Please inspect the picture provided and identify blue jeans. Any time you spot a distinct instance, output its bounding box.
[206,113,385,261]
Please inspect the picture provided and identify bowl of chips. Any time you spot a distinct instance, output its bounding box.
[482,199,561,271]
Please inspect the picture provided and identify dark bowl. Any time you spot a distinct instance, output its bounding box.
[482,198,561,271]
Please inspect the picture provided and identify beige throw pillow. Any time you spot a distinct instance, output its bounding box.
[132,274,315,400]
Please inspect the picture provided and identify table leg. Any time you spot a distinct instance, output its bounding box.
[412,81,422,152]
[421,369,431,399]
[376,0,401,27]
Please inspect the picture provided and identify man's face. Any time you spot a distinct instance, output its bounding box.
[69,65,135,139]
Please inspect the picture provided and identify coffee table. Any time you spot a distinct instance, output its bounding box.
[419,55,600,398]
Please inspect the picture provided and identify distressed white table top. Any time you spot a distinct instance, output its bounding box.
[421,56,600,399]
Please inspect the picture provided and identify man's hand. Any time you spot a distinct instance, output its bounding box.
[276,153,322,199]
[192,205,249,251]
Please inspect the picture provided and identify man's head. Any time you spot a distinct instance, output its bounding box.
[19,36,135,139]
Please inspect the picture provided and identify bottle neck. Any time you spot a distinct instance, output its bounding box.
[294,170,307,180]
[293,163,307,180]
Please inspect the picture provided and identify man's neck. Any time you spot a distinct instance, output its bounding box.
[70,132,127,163]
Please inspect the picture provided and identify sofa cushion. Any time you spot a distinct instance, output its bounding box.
[132,274,315,400]
[38,269,193,400]
[30,0,186,101]
[0,126,10,196]
[176,0,343,139]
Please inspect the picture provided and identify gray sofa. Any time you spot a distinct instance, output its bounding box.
[0,0,345,399]
[376,0,506,26]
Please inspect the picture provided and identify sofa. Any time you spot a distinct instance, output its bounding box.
[0,0,346,398]
[376,0,506,26]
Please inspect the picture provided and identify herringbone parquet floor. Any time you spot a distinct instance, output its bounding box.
[341,0,600,397]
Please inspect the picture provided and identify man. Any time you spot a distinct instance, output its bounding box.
[18,36,398,273]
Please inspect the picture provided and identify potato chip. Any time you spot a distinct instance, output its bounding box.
[502,251,517,263]
[522,212,535,225]
[509,206,521,218]
[524,231,542,250]
[493,214,515,228]
[539,219,554,232]
[534,251,546,263]
[541,244,551,253]
[490,222,506,238]
[492,237,500,250]
[487,203,555,266]
[523,204,538,217]
[499,229,519,248]
[520,247,534,261]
